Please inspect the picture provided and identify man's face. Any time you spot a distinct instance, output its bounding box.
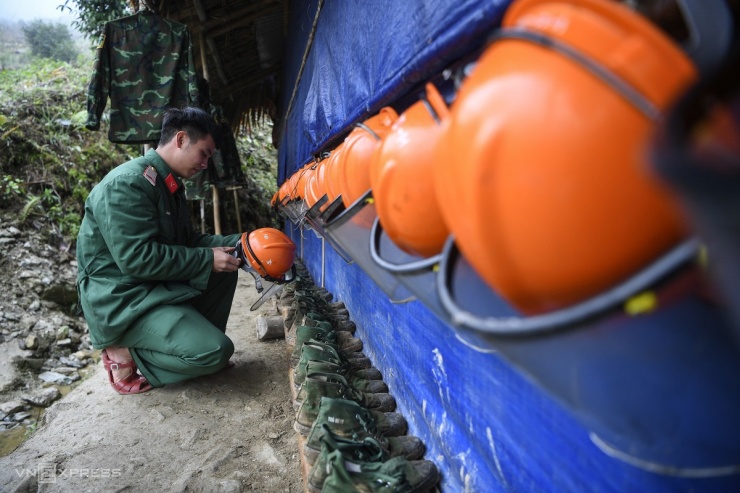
[171,131,215,179]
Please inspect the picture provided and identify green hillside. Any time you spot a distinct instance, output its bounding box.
[0,33,278,248]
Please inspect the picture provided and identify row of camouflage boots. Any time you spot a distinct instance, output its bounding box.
[278,264,440,492]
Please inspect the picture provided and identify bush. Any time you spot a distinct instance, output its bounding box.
[22,20,79,63]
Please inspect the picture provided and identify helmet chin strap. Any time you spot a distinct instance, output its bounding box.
[237,258,292,310]
[233,237,296,295]
[250,281,284,311]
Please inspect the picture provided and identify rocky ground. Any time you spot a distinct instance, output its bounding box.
[0,216,303,492]
[0,216,90,440]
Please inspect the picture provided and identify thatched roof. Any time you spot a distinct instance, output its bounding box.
[136,0,286,134]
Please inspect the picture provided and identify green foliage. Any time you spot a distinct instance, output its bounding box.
[233,122,281,230]
[21,20,79,63]
[1,53,280,245]
[62,0,131,41]
[0,175,27,208]
[0,57,131,246]
[24,421,38,438]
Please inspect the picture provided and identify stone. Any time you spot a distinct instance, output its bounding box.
[15,357,45,371]
[72,350,91,360]
[11,411,32,422]
[38,371,77,385]
[0,400,26,415]
[56,338,73,347]
[33,319,54,332]
[24,334,38,350]
[53,366,80,376]
[59,356,85,368]
[56,326,69,340]
[1,342,32,392]
[22,387,61,407]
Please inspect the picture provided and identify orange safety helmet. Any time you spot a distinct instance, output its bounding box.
[278,179,292,205]
[371,83,451,257]
[338,107,398,208]
[324,143,346,205]
[304,170,324,209]
[294,163,314,201]
[314,157,330,199]
[433,0,697,314]
[311,157,332,209]
[238,228,296,280]
[286,172,301,201]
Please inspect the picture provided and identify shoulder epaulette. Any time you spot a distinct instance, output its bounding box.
[143,165,157,186]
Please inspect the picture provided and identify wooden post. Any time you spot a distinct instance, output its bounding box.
[200,198,205,233]
[256,315,286,341]
[212,184,222,234]
[228,186,243,232]
[197,30,222,235]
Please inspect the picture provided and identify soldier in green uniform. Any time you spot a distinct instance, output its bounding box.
[76,107,244,395]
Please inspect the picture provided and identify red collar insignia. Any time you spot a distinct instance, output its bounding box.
[165,173,179,194]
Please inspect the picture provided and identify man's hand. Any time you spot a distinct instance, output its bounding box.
[212,246,241,272]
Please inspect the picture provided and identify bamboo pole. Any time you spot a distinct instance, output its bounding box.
[232,188,242,232]
[198,30,222,235]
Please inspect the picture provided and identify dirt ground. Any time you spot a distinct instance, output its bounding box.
[0,270,304,493]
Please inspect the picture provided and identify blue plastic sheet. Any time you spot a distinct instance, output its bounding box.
[276,0,511,182]
[289,222,740,493]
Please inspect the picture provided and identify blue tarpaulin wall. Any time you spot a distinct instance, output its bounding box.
[276,1,740,491]
[276,0,511,181]
[287,224,738,493]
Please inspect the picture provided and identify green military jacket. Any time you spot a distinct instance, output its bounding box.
[76,149,241,348]
[85,10,198,143]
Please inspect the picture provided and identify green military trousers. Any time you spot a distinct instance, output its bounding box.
[115,271,238,387]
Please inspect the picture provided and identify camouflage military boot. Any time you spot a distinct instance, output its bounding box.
[294,359,386,393]
[291,326,363,362]
[294,288,333,302]
[307,300,349,317]
[334,319,357,333]
[304,397,425,467]
[292,340,372,370]
[296,310,354,334]
[293,297,349,322]
[297,312,356,334]
[293,367,388,404]
[294,385,406,436]
[307,424,440,493]
[292,293,326,309]
[300,314,334,330]
[294,371,396,412]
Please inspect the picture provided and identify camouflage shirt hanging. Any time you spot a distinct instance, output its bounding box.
[85,10,199,144]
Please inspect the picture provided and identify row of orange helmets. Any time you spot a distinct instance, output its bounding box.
[273,0,698,315]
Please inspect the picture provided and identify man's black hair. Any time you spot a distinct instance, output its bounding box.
[158,106,221,149]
